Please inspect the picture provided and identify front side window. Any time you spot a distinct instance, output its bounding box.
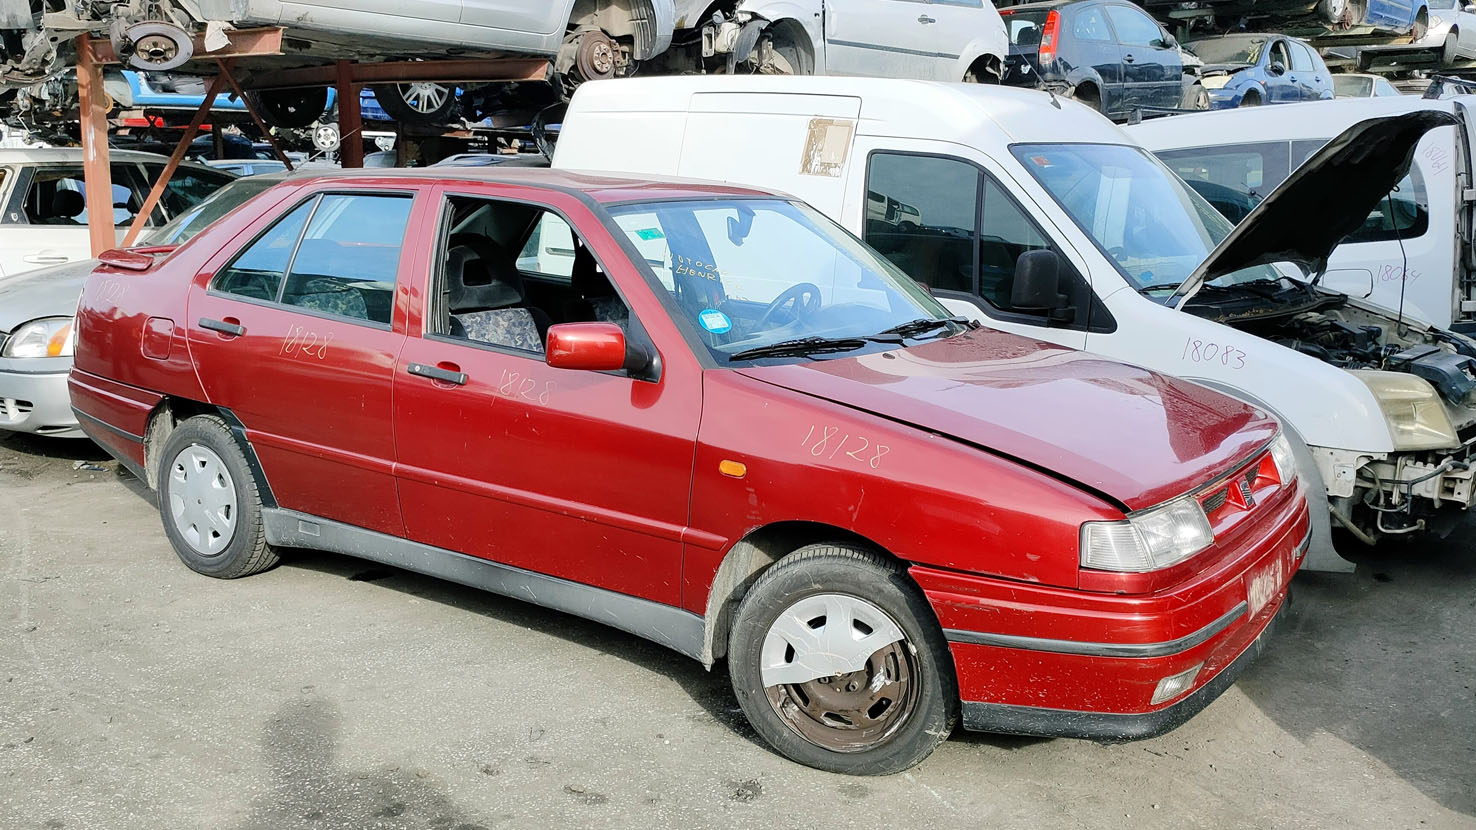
[1072,8,1112,42]
[1014,142,1280,291]
[607,198,953,364]
[211,193,412,324]
[1104,5,1162,46]
[864,153,978,294]
[1268,41,1291,69]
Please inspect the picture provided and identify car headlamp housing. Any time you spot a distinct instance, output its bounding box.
[1199,74,1234,90]
[1,316,74,359]
[1268,432,1297,484]
[1352,369,1459,451]
[1080,495,1214,572]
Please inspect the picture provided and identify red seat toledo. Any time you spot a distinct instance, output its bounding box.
[70,169,1308,774]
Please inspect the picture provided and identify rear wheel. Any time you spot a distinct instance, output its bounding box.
[727,545,957,775]
[156,415,278,579]
[370,82,458,125]
[246,88,329,129]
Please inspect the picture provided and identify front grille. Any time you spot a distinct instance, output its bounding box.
[1202,488,1229,513]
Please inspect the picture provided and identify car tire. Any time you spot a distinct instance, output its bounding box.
[1319,0,1352,26]
[370,83,459,125]
[727,544,958,775]
[245,88,330,129]
[156,415,279,579]
[1413,9,1430,43]
[1443,31,1461,65]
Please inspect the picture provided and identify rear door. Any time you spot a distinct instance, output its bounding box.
[1287,41,1330,100]
[1104,4,1178,112]
[185,186,418,537]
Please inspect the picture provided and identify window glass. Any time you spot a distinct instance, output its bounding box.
[1268,41,1291,68]
[1333,75,1373,97]
[607,198,952,364]
[864,153,980,294]
[517,213,578,278]
[1105,6,1162,46]
[213,200,313,301]
[149,166,234,216]
[1186,37,1264,64]
[977,179,1056,310]
[1006,13,1045,46]
[281,194,412,324]
[151,176,276,245]
[1289,42,1316,71]
[1072,8,1113,42]
[23,165,150,227]
[1348,168,1429,242]
[1154,143,1290,223]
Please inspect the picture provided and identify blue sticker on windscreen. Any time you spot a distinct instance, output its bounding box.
[698,308,732,334]
[636,228,665,241]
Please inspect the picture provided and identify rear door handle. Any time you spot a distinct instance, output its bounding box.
[407,362,468,386]
[917,14,936,23]
[199,317,245,337]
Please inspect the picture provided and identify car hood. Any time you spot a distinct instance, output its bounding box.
[0,258,97,332]
[736,328,1277,511]
[1172,110,1460,304]
[1198,62,1254,75]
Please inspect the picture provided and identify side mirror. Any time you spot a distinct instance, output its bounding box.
[1010,250,1074,322]
[1269,62,1286,76]
[1157,33,1177,49]
[545,322,657,380]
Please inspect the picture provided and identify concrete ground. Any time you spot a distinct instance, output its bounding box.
[1,430,1472,830]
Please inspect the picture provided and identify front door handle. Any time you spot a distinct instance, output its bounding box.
[407,362,468,386]
[199,317,245,337]
[22,254,69,265]
[917,14,936,23]
[1123,53,1136,63]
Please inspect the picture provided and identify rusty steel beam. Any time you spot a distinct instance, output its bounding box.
[215,58,294,169]
[90,27,284,64]
[336,61,363,169]
[246,57,548,90]
[76,35,116,258]
[120,72,228,248]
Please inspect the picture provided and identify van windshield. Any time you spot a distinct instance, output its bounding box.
[1011,142,1282,294]
[606,198,958,364]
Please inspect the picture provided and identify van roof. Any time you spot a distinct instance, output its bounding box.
[1126,94,1470,149]
[567,76,1133,148]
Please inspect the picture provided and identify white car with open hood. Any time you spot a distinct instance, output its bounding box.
[552,76,1476,566]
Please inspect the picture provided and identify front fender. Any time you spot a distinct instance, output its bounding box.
[736,0,823,51]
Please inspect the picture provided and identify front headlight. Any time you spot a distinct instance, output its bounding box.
[1268,432,1297,484]
[1,317,74,358]
[1080,495,1214,572]
[1199,74,1233,90]
[1352,369,1459,450]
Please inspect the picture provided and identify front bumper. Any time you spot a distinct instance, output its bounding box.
[0,356,79,437]
[1312,441,1476,512]
[1205,87,1243,110]
[912,487,1308,740]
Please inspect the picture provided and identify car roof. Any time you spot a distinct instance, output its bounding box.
[0,147,198,164]
[1126,94,1466,147]
[1185,33,1276,42]
[270,165,780,204]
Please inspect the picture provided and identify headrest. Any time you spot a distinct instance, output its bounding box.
[50,189,86,220]
[446,233,524,313]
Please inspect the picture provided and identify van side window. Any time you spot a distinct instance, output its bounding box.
[1291,139,1429,242]
[977,179,1054,310]
[1155,142,1290,223]
[864,153,979,294]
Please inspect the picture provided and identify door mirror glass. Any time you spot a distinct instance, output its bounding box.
[1010,249,1071,319]
[546,322,654,377]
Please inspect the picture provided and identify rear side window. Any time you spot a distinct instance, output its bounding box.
[1104,5,1162,46]
[1289,42,1316,71]
[1072,8,1113,42]
[211,193,414,324]
[1154,142,1291,223]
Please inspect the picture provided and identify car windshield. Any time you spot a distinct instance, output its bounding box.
[1187,37,1264,64]
[606,198,956,363]
[1012,143,1282,294]
[147,176,279,245]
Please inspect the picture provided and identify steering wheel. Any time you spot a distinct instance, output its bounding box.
[755,282,822,330]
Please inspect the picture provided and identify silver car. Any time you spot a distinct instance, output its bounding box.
[0,175,281,439]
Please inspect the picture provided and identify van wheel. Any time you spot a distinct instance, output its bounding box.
[156,415,279,579]
[727,545,957,775]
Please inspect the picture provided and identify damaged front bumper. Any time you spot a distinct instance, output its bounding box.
[1314,439,1476,537]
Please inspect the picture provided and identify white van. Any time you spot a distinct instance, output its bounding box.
[1126,95,1476,334]
[553,76,1476,568]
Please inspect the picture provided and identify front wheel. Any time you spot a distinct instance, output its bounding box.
[727,545,958,775]
[370,82,458,125]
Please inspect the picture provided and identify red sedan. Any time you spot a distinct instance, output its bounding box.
[70,169,1308,774]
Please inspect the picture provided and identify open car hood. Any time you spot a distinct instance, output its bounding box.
[736,328,1278,511]
[1171,110,1460,304]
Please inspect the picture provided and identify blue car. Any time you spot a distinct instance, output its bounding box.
[1186,34,1335,109]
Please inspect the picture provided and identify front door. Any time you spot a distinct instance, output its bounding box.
[1264,40,1298,103]
[1063,5,1127,115]
[824,0,956,78]
[0,162,155,277]
[186,188,417,537]
[392,188,700,605]
[1104,4,1179,112]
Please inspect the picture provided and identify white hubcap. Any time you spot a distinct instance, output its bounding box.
[168,444,237,556]
[760,594,905,687]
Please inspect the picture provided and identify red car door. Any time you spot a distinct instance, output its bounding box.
[185,186,423,536]
[391,186,702,605]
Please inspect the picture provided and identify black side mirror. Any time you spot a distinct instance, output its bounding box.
[1269,62,1286,76]
[1010,250,1074,322]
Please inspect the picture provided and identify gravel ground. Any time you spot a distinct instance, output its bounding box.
[1,430,1472,830]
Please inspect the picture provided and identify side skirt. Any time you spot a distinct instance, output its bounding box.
[261,508,705,662]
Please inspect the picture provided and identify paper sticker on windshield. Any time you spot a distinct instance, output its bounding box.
[698,309,732,334]
[636,228,665,241]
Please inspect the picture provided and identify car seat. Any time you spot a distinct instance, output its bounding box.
[45,189,86,224]
[564,239,629,331]
[446,233,550,353]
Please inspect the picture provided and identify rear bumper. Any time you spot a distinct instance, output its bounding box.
[0,358,79,437]
[913,489,1308,739]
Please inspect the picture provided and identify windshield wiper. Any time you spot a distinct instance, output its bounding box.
[1138,283,1183,294]
[871,316,969,340]
[730,336,870,361]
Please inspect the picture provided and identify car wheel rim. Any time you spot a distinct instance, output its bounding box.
[759,593,919,753]
[398,82,449,114]
[167,444,237,556]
